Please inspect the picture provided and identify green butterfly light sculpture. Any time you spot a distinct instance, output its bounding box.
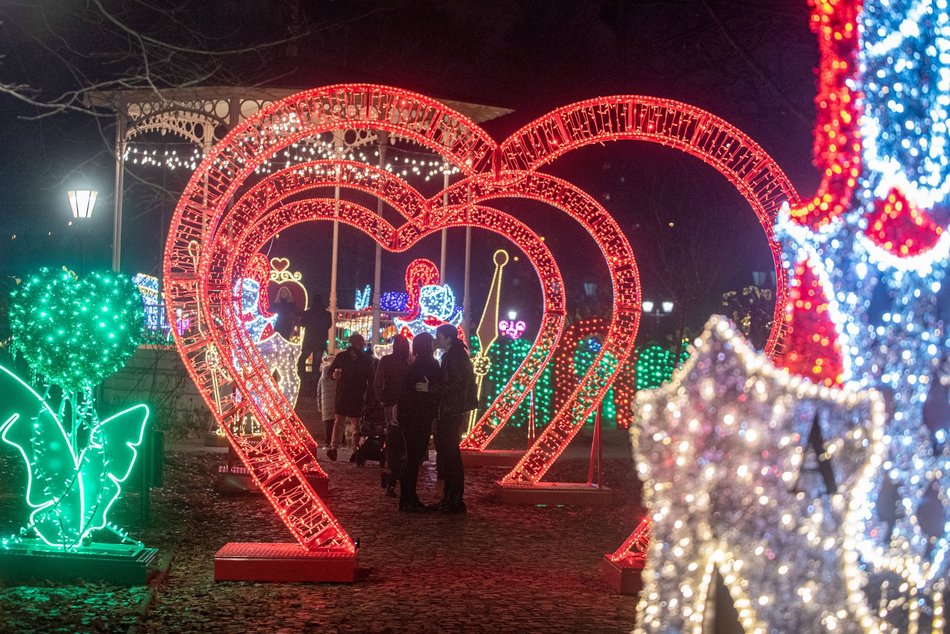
[1,268,149,551]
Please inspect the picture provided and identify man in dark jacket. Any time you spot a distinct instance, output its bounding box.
[327,333,374,461]
[432,324,478,513]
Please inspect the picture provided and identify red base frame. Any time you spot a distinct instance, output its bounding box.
[492,481,614,507]
[214,543,356,583]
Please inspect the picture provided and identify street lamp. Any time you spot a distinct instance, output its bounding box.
[641,299,674,341]
[67,189,97,220]
[67,189,97,273]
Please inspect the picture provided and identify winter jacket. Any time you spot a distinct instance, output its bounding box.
[438,342,478,418]
[329,346,374,417]
[374,350,410,406]
[397,356,443,430]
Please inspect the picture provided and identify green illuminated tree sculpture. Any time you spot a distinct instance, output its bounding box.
[1,267,148,550]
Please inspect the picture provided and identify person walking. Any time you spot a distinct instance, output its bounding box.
[396,333,442,512]
[431,324,477,514]
[327,333,374,461]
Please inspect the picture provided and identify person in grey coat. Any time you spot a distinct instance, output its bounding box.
[316,354,337,446]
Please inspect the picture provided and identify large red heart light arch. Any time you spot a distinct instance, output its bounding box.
[164,84,795,557]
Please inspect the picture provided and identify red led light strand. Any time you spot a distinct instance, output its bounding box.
[774,260,846,386]
[495,95,797,358]
[553,317,637,429]
[788,0,864,227]
[165,84,802,546]
[165,84,497,550]
[607,516,652,566]
[437,171,642,484]
[864,187,944,257]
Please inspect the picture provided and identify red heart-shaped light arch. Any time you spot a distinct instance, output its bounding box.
[165,84,797,550]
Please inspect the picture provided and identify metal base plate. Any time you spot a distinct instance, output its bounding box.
[601,555,644,595]
[493,481,614,506]
[0,541,158,585]
[214,542,356,582]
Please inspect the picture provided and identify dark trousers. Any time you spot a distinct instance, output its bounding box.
[400,420,431,504]
[435,414,465,502]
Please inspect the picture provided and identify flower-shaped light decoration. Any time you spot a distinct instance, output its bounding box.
[633,315,886,633]
[3,269,150,551]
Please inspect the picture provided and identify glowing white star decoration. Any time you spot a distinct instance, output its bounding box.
[632,316,886,633]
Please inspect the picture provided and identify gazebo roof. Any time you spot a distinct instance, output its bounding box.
[87,85,513,125]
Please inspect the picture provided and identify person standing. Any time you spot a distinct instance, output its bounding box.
[327,333,373,461]
[316,354,337,446]
[374,335,411,425]
[298,294,332,394]
[375,335,411,493]
[432,324,477,514]
[395,333,442,512]
[272,287,301,340]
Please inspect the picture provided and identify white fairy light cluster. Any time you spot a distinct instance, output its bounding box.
[123,144,204,171]
[124,134,459,182]
[858,0,950,209]
[632,315,886,633]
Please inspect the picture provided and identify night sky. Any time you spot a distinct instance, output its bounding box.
[0,1,822,340]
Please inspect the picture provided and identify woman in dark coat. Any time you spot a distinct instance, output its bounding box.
[396,333,442,512]
[327,333,374,461]
[432,324,478,514]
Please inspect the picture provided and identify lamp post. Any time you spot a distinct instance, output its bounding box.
[641,299,674,342]
[67,189,97,272]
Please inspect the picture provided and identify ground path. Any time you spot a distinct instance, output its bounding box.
[0,427,642,633]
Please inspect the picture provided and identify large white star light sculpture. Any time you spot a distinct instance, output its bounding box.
[633,316,886,633]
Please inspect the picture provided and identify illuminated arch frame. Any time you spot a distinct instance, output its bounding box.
[165,84,795,547]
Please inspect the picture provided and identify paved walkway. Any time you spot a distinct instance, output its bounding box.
[0,429,644,633]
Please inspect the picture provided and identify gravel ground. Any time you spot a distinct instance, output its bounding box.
[0,432,644,634]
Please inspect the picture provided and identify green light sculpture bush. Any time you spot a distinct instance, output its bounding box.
[1,268,149,551]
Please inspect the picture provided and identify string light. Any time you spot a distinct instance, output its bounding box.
[634,343,688,391]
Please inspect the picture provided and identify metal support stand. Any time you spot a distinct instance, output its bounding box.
[493,399,613,506]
